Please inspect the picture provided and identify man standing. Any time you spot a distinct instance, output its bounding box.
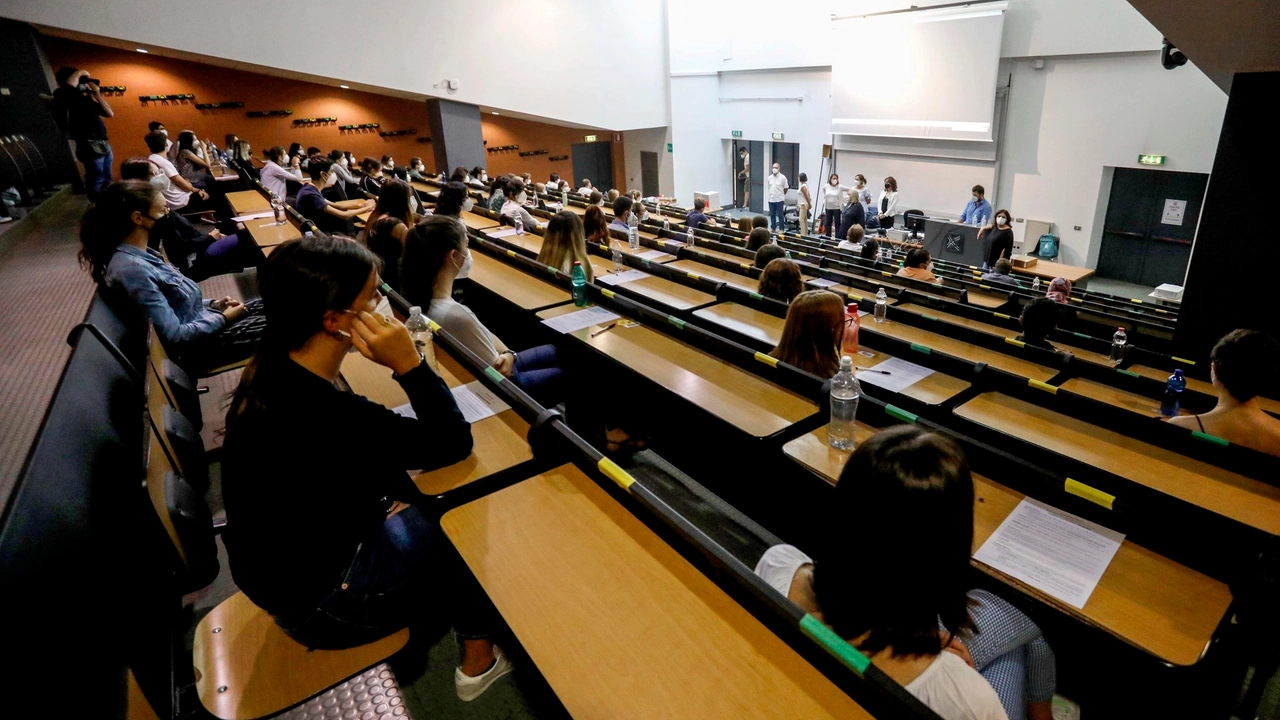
[51,67,114,199]
[766,163,789,230]
[737,146,750,209]
[960,184,993,226]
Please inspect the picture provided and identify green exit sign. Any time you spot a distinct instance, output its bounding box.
[771,132,784,140]
[731,130,742,138]
[1138,154,1166,165]
[667,143,672,152]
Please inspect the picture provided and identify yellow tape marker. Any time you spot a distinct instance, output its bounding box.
[687,272,700,280]
[1004,337,1026,348]
[427,320,441,333]
[1071,297,1083,303]
[597,457,635,490]
[994,312,1011,320]
[1131,298,1143,304]
[754,352,779,368]
[847,294,864,303]
[506,250,516,257]
[601,289,616,299]
[1028,379,1058,394]
[740,263,752,270]
[979,284,992,290]
[1172,356,1196,366]
[1065,479,1115,510]
[881,271,894,278]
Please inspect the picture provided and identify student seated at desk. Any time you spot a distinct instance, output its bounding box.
[230,141,259,181]
[537,211,594,281]
[838,223,866,253]
[487,174,507,212]
[584,205,611,246]
[736,216,754,234]
[261,146,304,200]
[434,181,473,227]
[577,178,594,195]
[770,290,842,377]
[174,131,213,189]
[326,149,362,195]
[609,195,633,233]
[1045,277,1072,304]
[359,157,387,196]
[145,131,216,217]
[588,190,604,208]
[363,179,418,290]
[1017,298,1060,352]
[747,227,773,253]
[759,258,803,304]
[500,178,542,231]
[400,216,562,402]
[754,243,786,270]
[897,248,940,284]
[607,188,620,205]
[449,166,468,184]
[981,259,1023,288]
[1169,329,1280,456]
[80,181,266,371]
[686,198,711,230]
[752,215,769,231]
[222,236,514,700]
[407,157,430,182]
[755,426,1055,720]
[860,237,881,262]
[294,156,376,237]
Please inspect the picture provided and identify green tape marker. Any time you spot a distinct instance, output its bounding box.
[922,314,939,322]
[800,614,869,677]
[667,316,685,330]
[749,292,763,300]
[1116,369,1139,378]
[1072,332,1092,340]
[545,265,558,274]
[1191,431,1229,447]
[910,343,932,355]
[886,404,918,424]
[483,367,505,384]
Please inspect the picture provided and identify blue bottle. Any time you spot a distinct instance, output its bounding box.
[1160,369,1186,418]
[571,261,588,307]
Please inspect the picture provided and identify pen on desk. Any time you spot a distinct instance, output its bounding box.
[591,322,618,338]
[855,367,892,375]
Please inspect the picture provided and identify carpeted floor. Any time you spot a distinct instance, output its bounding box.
[0,188,94,513]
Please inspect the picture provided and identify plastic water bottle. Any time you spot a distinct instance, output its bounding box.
[1109,327,1128,364]
[571,261,588,307]
[663,216,670,232]
[610,238,624,272]
[627,212,640,250]
[842,304,860,354]
[271,196,285,224]
[1032,277,1042,292]
[561,188,568,208]
[514,213,524,236]
[405,306,431,357]
[828,356,861,450]
[1160,369,1186,418]
[874,288,888,324]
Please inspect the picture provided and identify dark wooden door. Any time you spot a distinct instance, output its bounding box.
[640,151,659,197]
[1096,167,1207,287]
[770,142,798,191]
[571,141,614,192]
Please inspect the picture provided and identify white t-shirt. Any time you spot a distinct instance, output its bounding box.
[261,160,302,199]
[148,153,191,209]
[821,183,849,210]
[798,182,811,208]
[767,172,789,203]
[754,544,813,597]
[427,297,500,365]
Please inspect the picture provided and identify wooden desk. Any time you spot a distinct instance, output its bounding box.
[460,211,503,231]
[242,217,300,248]
[783,423,1232,667]
[1127,365,1280,418]
[467,251,571,311]
[868,320,1058,382]
[482,227,546,256]
[954,392,1280,535]
[896,302,1009,338]
[669,259,759,292]
[1059,377,1186,418]
[441,464,870,719]
[686,246,753,266]
[227,190,271,215]
[617,275,718,312]
[1012,259,1095,285]
[540,305,817,438]
[340,350,532,496]
[965,292,1010,309]
[611,242,677,264]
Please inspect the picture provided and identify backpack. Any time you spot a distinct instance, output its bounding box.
[1035,233,1059,259]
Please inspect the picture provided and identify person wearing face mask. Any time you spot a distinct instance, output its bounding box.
[609,195,634,233]
[401,217,563,403]
[978,209,1014,270]
[231,141,260,181]
[294,156,376,236]
[262,145,305,200]
[359,157,388,196]
[737,146,750,209]
[322,149,357,196]
[175,131,214,189]
[467,166,488,187]
[896,247,941,284]
[487,175,508,212]
[500,178,542,231]
[796,173,812,235]
[837,184,866,245]
[766,163,789,230]
[80,181,266,371]
[51,67,115,199]
[960,184,993,227]
[407,157,430,182]
[821,174,849,238]
[877,177,900,233]
[145,131,217,217]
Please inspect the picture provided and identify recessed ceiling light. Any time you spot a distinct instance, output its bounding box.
[339,84,349,89]
[491,111,499,115]
[136,48,148,53]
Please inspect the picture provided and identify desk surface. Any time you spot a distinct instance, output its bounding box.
[615,274,718,312]
[954,391,1280,535]
[540,305,817,438]
[340,350,533,496]
[895,303,1113,366]
[668,259,759,292]
[782,423,1231,667]
[227,190,271,215]
[963,291,1011,309]
[467,251,571,311]
[1012,259,1096,285]
[460,211,502,231]
[1059,377,1186,418]
[868,320,1058,382]
[442,464,870,718]
[242,217,300,248]
[686,246,753,266]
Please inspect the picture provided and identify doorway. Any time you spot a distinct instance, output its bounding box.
[1096,167,1208,287]
[571,141,614,193]
[640,151,659,197]
[732,140,764,212]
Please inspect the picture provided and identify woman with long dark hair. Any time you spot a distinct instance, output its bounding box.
[174,130,212,188]
[222,235,512,700]
[79,180,264,371]
[769,290,843,377]
[434,180,472,220]
[363,179,417,290]
[537,211,594,281]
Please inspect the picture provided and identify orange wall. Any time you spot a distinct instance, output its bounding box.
[42,36,626,187]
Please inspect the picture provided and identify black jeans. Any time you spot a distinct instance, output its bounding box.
[824,209,841,238]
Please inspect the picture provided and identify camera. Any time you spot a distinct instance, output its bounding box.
[80,77,102,89]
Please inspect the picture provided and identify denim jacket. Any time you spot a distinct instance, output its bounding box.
[103,244,226,351]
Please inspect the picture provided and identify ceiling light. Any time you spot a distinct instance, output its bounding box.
[339,84,349,89]
[491,111,500,115]
[136,48,148,53]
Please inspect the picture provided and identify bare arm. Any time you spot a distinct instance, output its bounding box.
[184,149,211,171]
[85,83,113,118]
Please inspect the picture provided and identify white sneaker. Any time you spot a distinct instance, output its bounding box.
[0,216,12,224]
[454,645,514,702]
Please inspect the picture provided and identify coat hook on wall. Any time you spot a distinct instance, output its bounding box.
[246,109,293,118]
[195,101,244,110]
[549,155,568,162]
[339,123,381,133]
[293,117,338,126]
[140,93,195,103]
[378,129,417,138]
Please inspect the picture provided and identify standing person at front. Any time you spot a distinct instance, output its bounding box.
[737,146,751,209]
[821,175,849,238]
[51,67,115,199]
[837,188,866,245]
[877,177,900,233]
[978,209,1014,270]
[767,163,789,230]
[797,173,812,235]
[960,185,993,226]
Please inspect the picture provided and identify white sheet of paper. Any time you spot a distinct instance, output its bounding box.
[636,249,669,260]
[486,227,522,238]
[540,306,621,334]
[854,357,934,393]
[231,210,275,222]
[974,498,1124,609]
[596,269,649,286]
[808,278,838,288]
[449,381,511,423]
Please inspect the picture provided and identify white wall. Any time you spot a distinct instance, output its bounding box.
[998,53,1226,265]
[0,0,669,131]
[621,127,675,198]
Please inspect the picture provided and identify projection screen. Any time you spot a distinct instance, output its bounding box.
[831,3,1006,142]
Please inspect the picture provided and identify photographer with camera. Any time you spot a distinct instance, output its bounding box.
[51,67,115,200]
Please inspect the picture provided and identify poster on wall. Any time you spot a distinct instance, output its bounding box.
[1161,199,1187,226]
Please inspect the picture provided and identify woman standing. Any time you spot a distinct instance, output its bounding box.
[978,209,1015,270]
[797,173,812,235]
[877,177,900,232]
[821,174,849,239]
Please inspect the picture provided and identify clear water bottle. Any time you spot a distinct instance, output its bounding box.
[515,213,524,236]
[1032,277,1042,292]
[874,288,888,323]
[627,211,640,250]
[405,306,431,357]
[1160,369,1186,418]
[663,216,670,232]
[271,196,286,224]
[561,188,568,208]
[610,238,624,272]
[571,261,588,307]
[828,356,861,450]
[1109,327,1128,364]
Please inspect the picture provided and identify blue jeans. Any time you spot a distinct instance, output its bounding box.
[512,343,561,404]
[769,201,784,230]
[78,144,113,200]
[275,506,495,650]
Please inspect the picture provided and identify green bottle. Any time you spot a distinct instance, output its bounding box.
[571,261,588,307]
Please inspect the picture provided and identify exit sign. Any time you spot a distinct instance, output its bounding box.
[771,132,784,140]
[1138,154,1166,165]
[667,143,672,152]
[584,134,597,142]
[731,130,742,138]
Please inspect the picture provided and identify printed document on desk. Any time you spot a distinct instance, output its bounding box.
[393,380,510,424]
[855,357,933,393]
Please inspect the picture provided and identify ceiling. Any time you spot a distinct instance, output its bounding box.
[1126,0,1280,93]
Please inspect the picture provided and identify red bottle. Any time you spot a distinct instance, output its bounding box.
[842,303,860,355]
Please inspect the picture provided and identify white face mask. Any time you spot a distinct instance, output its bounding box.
[455,248,474,279]
[159,128,169,137]
[462,198,474,212]
[973,196,981,205]
[339,157,349,167]
[149,173,171,192]
[323,172,337,188]
[997,216,1009,227]
[480,173,488,182]
[927,261,935,272]
[772,168,779,175]
[517,191,527,204]
[164,139,172,152]
[831,179,838,186]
